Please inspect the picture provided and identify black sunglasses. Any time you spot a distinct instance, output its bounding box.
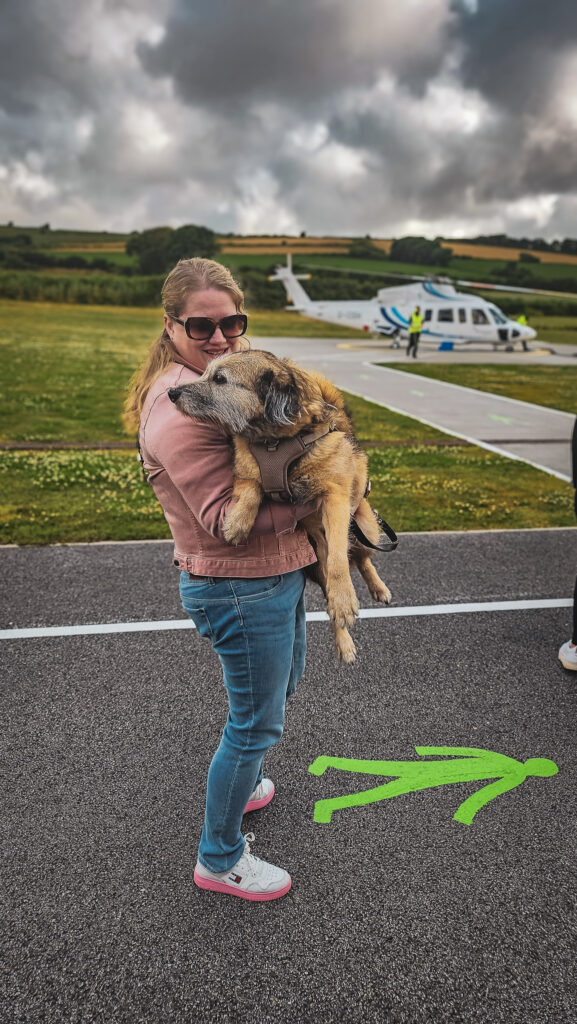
[171,313,248,342]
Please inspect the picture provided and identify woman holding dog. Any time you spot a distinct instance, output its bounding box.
[124,258,316,902]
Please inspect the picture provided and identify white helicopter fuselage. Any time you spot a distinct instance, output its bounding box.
[269,261,537,349]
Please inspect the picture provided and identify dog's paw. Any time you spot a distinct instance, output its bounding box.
[336,632,357,664]
[222,512,251,545]
[371,581,392,604]
[328,588,359,629]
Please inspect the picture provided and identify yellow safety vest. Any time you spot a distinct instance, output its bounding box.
[409,312,423,332]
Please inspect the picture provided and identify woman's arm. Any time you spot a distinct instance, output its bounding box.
[146,398,304,541]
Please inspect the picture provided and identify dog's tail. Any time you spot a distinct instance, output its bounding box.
[268,254,314,311]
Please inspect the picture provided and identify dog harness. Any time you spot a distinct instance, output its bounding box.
[248,422,335,503]
[248,424,399,552]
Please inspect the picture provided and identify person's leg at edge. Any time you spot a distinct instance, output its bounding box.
[181,569,306,874]
[558,574,577,669]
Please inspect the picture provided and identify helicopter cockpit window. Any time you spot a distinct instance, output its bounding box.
[437,308,454,322]
[424,309,432,321]
[458,308,467,323]
[488,306,507,325]
[472,309,490,325]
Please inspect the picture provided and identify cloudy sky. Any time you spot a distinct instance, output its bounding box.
[1,0,577,239]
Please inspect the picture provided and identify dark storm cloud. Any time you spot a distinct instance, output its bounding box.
[1,0,577,237]
[452,0,577,114]
[139,0,449,109]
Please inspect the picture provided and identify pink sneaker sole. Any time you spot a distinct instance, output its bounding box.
[244,782,275,814]
[193,869,291,902]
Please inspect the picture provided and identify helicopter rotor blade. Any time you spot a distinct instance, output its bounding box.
[299,261,577,299]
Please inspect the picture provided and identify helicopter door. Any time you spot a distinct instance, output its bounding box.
[471,308,493,338]
[436,308,456,337]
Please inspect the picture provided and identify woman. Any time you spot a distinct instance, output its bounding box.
[124,258,316,902]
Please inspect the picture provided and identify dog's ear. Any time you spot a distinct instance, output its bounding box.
[257,369,301,425]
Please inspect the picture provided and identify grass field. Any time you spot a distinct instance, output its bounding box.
[376,365,577,415]
[527,316,577,347]
[0,302,369,444]
[219,251,577,287]
[0,301,574,544]
[290,254,577,288]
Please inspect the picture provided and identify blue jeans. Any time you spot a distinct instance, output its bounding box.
[179,568,307,872]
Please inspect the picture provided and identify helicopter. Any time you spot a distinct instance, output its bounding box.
[268,254,542,350]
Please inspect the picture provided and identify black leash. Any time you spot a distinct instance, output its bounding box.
[349,480,398,551]
[349,510,398,552]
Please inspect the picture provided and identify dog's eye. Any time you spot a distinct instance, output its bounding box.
[212,371,227,385]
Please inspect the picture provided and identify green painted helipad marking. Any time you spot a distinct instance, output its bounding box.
[488,413,514,424]
[308,746,558,825]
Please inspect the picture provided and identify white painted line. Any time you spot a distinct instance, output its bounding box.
[1,598,572,640]
[371,364,574,419]
[345,371,573,483]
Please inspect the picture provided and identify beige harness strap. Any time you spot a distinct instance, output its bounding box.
[249,423,334,502]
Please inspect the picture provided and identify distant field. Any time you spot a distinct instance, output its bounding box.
[441,241,577,265]
[39,249,136,266]
[292,254,577,288]
[220,236,577,266]
[0,227,127,249]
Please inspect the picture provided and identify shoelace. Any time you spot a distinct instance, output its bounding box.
[242,832,260,873]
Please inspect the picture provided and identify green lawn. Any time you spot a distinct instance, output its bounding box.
[376,364,577,415]
[0,410,573,545]
[529,316,577,347]
[0,302,367,443]
[0,302,574,544]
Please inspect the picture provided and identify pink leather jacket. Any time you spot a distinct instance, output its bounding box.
[139,361,317,577]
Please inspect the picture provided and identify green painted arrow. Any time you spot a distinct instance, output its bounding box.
[308,747,558,825]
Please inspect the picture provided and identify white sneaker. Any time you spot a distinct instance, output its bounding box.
[194,833,291,902]
[244,778,275,813]
[559,641,577,671]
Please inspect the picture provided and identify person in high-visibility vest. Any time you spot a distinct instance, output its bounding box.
[407,306,423,358]
[517,313,528,327]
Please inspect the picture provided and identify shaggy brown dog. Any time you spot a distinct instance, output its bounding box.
[168,350,391,663]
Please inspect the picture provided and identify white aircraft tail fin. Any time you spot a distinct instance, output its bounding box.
[268,255,313,310]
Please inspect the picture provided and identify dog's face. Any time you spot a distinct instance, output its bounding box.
[168,350,328,438]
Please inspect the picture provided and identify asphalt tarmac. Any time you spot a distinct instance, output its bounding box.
[2,528,577,1024]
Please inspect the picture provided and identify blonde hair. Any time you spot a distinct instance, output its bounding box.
[123,258,245,432]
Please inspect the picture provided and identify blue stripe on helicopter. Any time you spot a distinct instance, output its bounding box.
[391,306,410,325]
[380,307,445,337]
[380,307,406,331]
[423,281,457,300]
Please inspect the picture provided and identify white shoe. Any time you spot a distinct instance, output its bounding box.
[244,778,275,813]
[559,640,577,671]
[194,833,291,902]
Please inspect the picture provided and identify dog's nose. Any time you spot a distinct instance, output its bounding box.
[168,387,183,403]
